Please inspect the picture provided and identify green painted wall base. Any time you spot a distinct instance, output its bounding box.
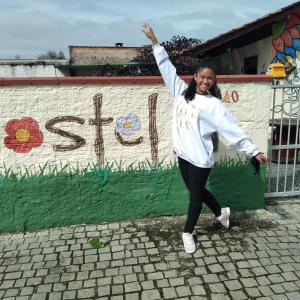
[0,159,266,232]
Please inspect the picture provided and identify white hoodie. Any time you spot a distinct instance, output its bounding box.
[152,43,259,168]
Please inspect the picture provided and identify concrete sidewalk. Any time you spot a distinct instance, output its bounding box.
[0,200,299,300]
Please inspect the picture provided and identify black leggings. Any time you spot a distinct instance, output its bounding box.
[178,157,222,233]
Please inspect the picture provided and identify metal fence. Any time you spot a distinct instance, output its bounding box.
[265,83,300,197]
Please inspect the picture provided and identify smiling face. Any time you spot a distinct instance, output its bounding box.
[194,67,216,95]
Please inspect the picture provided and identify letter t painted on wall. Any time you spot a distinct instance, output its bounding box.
[89,93,113,168]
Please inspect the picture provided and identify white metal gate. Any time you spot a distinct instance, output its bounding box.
[266,82,300,197]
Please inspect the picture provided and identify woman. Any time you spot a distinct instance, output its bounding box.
[142,22,267,254]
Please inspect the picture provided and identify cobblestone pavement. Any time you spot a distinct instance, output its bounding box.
[0,200,299,300]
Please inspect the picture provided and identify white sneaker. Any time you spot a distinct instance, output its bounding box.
[216,207,230,228]
[182,232,196,253]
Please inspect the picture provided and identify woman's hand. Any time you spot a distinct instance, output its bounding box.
[142,22,158,45]
[255,152,268,164]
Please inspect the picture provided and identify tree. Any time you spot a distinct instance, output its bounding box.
[37,50,65,59]
[133,35,202,75]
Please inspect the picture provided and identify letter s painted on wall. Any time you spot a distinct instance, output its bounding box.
[45,116,86,151]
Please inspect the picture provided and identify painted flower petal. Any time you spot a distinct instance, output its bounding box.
[115,116,127,134]
[4,117,43,153]
[28,131,44,147]
[127,114,141,131]
[22,117,40,131]
[122,128,134,136]
[5,119,21,134]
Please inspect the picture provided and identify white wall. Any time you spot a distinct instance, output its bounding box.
[0,60,69,77]
[0,80,272,172]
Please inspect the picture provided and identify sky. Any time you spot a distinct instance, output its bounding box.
[0,0,298,59]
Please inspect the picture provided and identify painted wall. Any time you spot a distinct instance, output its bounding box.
[272,13,300,83]
[0,76,272,232]
[0,60,69,77]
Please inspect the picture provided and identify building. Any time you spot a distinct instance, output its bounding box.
[56,43,143,76]
[185,1,300,80]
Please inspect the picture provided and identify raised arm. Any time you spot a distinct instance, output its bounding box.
[141,22,187,98]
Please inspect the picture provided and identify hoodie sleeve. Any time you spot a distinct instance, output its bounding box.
[152,43,187,98]
[217,109,259,157]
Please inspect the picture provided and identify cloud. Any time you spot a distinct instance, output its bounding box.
[0,0,297,58]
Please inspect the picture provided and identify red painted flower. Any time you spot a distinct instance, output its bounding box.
[4,117,43,153]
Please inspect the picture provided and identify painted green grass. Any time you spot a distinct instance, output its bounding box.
[0,157,265,232]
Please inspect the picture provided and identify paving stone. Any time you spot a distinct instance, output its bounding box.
[258,285,273,296]
[63,291,77,300]
[229,290,248,300]
[208,264,224,273]
[111,284,124,295]
[20,286,34,296]
[194,266,208,275]
[83,279,96,288]
[90,270,104,278]
[169,277,184,286]
[191,285,206,296]
[77,288,95,299]
[208,283,226,293]
[140,289,161,300]
[268,274,285,284]
[162,287,177,299]
[53,283,67,291]
[125,293,139,300]
[203,274,220,284]
[164,270,178,278]
[272,295,288,300]
[31,293,47,300]
[4,272,22,280]
[4,288,19,297]
[112,276,125,285]
[224,280,243,290]
[281,272,298,281]
[240,277,258,287]
[15,296,30,300]
[48,292,62,300]
[36,284,52,293]
[229,252,244,260]
[156,279,169,288]
[281,281,299,292]
[111,296,123,300]
[245,287,262,298]
[97,278,112,286]
[286,291,300,300]
[97,285,110,296]
[141,280,155,290]
[124,282,142,293]
[211,293,233,300]
[187,277,202,285]
[176,286,192,297]
[26,277,42,286]
[147,272,164,280]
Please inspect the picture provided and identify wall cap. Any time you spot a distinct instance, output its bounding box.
[0,75,273,86]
